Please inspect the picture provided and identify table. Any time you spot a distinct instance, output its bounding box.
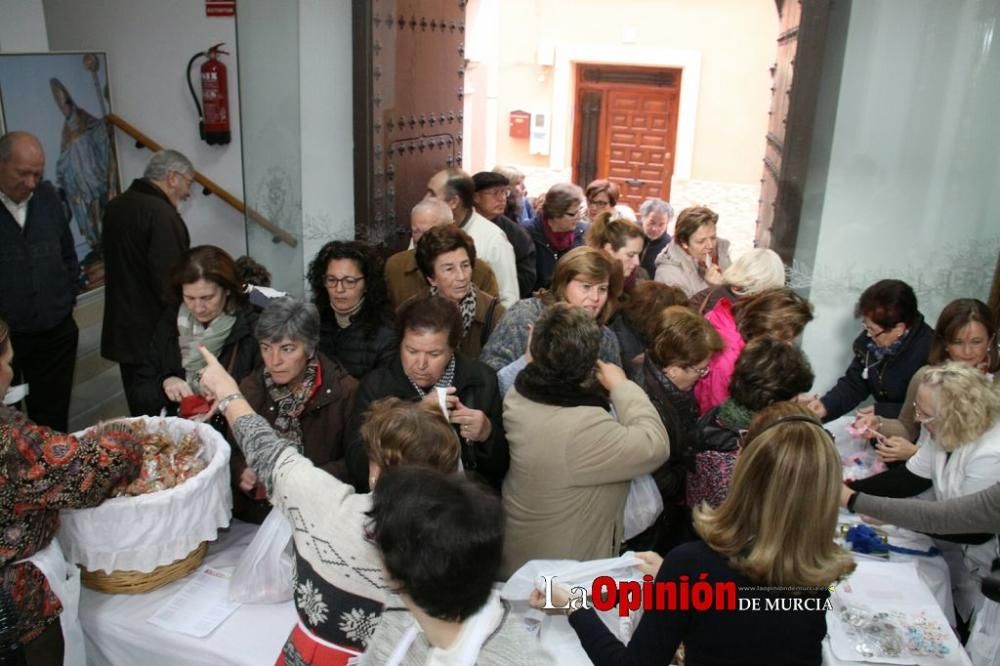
[79,521,297,666]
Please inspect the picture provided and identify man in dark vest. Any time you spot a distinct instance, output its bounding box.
[0,131,80,431]
[101,149,193,414]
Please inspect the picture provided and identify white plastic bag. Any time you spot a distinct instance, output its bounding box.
[623,474,663,540]
[229,509,294,604]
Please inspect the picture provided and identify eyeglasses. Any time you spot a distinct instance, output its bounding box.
[687,364,710,378]
[863,324,889,339]
[564,208,582,219]
[173,171,195,188]
[485,188,511,199]
[913,402,936,424]
[324,275,364,289]
[587,199,611,209]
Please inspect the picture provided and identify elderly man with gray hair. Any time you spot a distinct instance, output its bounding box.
[101,149,194,414]
[230,296,359,522]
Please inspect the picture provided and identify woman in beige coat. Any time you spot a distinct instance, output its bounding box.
[500,303,669,578]
[653,206,732,298]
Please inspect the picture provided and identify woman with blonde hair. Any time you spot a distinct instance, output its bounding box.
[852,298,997,463]
[481,246,624,388]
[198,337,463,666]
[653,206,732,297]
[689,248,786,314]
[585,210,646,289]
[535,401,854,665]
[847,363,1000,661]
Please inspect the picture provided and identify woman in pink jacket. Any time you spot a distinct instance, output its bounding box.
[694,288,813,414]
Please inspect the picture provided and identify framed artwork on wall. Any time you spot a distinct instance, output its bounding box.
[0,51,122,292]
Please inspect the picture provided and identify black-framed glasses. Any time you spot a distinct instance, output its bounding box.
[863,324,888,339]
[324,275,364,289]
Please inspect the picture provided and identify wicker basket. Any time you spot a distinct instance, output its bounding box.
[80,541,208,594]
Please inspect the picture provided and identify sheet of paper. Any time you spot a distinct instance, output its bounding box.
[147,567,241,638]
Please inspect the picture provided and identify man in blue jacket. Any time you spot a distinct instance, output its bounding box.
[0,131,80,431]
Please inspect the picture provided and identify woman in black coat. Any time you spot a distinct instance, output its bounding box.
[131,246,260,419]
[307,240,397,380]
[344,295,508,492]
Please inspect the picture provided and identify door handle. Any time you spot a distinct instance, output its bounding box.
[626,178,643,187]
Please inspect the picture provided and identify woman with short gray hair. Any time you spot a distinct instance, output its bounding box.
[231,296,359,522]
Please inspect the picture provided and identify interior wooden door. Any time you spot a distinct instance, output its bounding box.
[573,66,680,210]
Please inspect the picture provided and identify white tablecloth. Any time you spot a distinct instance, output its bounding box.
[79,520,297,666]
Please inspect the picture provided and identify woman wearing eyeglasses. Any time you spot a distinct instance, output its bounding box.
[802,279,933,422]
[847,363,1000,664]
[631,306,723,553]
[584,179,619,223]
[851,298,997,463]
[307,240,397,380]
[524,183,587,291]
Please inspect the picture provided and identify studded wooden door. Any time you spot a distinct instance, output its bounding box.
[754,0,833,261]
[353,0,467,245]
[573,66,680,211]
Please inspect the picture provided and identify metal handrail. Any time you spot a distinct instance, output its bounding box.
[106,113,297,247]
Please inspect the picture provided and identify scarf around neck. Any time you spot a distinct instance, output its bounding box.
[408,355,457,397]
[264,357,320,451]
[866,324,912,362]
[178,304,237,394]
[514,362,610,410]
[332,297,365,329]
[430,285,477,339]
[542,215,577,252]
[718,398,754,431]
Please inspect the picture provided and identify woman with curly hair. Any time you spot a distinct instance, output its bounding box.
[847,363,1000,660]
[307,240,397,379]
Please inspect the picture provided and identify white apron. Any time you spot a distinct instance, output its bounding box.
[15,536,86,666]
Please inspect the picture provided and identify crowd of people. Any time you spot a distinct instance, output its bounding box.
[2,132,999,665]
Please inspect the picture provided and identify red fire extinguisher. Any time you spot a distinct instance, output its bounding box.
[187,43,231,145]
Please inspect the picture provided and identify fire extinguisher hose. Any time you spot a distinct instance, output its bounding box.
[186,51,205,121]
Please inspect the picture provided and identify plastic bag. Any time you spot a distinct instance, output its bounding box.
[623,474,663,540]
[229,509,294,604]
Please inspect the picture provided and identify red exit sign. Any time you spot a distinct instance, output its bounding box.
[206,1,235,17]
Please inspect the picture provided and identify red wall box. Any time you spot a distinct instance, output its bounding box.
[509,110,531,139]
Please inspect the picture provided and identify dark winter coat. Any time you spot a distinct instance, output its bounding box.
[819,314,933,421]
[0,181,78,333]
[317,305,397,380]
[639,233,669,280]
[524,213,586,291]
[231,352,358,523]
[101,178,191,364]
[344,353,509,492]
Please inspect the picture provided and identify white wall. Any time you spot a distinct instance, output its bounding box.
[0,0,48,51]
[42,0,246,257]
[796,0,1000,392]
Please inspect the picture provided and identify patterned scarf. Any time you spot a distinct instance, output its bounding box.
[408,355,456,397]
[866,324,912,362]
[332,297,364,329]
[264,357,320,451]
[430,285,477,339]
[177,304,237,394]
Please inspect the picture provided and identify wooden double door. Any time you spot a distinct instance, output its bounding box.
[573,65,681,209]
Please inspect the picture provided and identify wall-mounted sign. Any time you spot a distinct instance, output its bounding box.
[206,1,235,17]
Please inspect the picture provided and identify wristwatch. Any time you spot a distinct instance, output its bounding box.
[216,392,245,415]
